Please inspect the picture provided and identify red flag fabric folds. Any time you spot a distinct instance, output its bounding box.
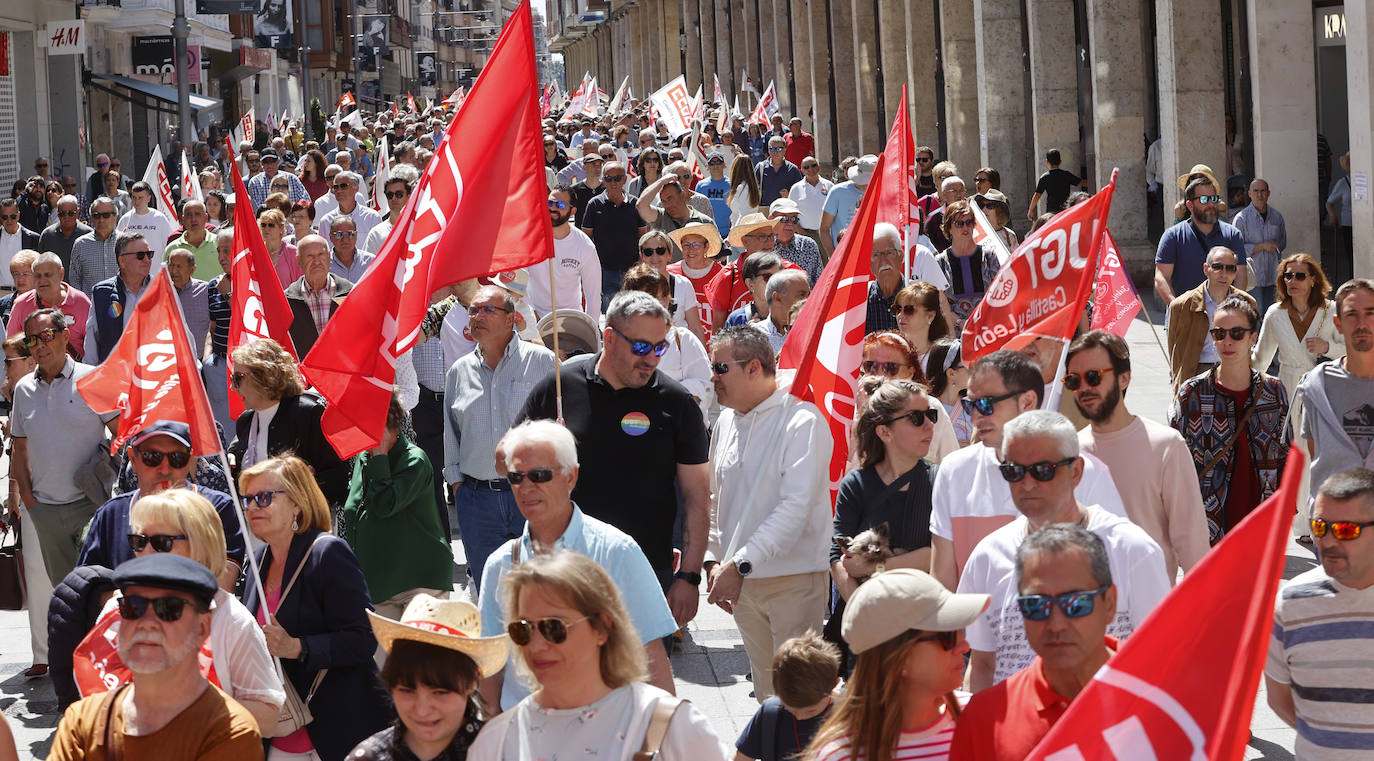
[77,269,221,456]
[1090,230,1143,337]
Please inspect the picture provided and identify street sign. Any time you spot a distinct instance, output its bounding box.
[46,21,85,56]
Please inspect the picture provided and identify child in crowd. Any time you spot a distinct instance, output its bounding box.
[734,633,841,761]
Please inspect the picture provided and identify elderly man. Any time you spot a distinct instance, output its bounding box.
[47,554,264,760]
[363,164,420,254]
[84,231,153,363]
[38,195,91,271]
[556,139,601,187]
[864,222,907,334]
[166,248,211,355]
[85,154,112,203]
[951,525,1123,761]
[325,215,374,282]
[244,148,309,208]
[476,419,678,712]
[165,199,221,282]
[285,234,353,356]
[1232,177,1287,315]
[518,291,711,629]
[6,252,93,355]
[706,326,832,702]
[957,411,1168,691]
[580,161,648,311]
[0,199,40,288]
[1154,176,1248,303]
[77,421,244,587]
[443,285,556,592]
[753,269,809,354]
[11,308,118,585]
[0,249,37,327]
[636,174,715,235]
[783,116,814,167]
[68,196,122,296]
[769,198,822,284]
[755,136,802,208]
[318,171,382,245]
[1165,245,1256,391]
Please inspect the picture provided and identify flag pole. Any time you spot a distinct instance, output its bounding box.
[1135,293,1171,365]
[548,257,564,425]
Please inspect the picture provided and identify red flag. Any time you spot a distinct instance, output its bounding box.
[225,140,296,418]
[1025,446,1305,761]
[961,171,1117,362]
[749,80,778,124]
[391,101,399,117]
[334,91,356,111]
[407,93,418,114]
[1089,230,1143,337]
[877,87,912,233]
[779,154,886,501]
[300,0,552,458]
[76,270,222,456]
[539,83,553,118]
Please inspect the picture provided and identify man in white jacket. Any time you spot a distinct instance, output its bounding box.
[704,325,832,702]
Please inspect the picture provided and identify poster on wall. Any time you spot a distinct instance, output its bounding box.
[360,17,389,56]
[417,52,436,86]
[254,0,294,49]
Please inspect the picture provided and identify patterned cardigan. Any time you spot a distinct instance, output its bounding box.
[1168,368,1290,545]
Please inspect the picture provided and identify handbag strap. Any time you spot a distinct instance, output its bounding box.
[270,534,329,622]
[632,697,686,761]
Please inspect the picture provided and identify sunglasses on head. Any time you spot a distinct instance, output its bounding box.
[241,489,287,508]
[1061,367,1113,391]
[127,532,188,553]
[640,246,670,256]
[118,594,202,622]
[507,467,555,485]
[21,328,60,348]
[507,615,590,646]
[860,360,907,377]
[133,448,191,469]
[961,390,1020,416]
[910,629,960,651]
[999,457,1077,483]
[887,407,940,427]
[1282,271,1309,281]
[1310,517,1374,540]
[1017,586,1109,621]
[1208,326,1253,341]
[610,324,669,356]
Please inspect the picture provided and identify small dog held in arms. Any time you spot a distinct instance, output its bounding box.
[834,522,905,582]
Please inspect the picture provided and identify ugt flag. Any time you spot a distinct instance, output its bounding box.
[1090,230,1143,337]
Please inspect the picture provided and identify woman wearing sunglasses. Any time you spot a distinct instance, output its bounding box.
[626,148,665,197]
[1170,294,1290,545]
[855,332,958,464]
[934,200,1003,330]
[891,282,952,374]
[240,454,394,760]
[1253,253,1343,444]
[469,551,730,761]
[925,339,972,447]
[258,208,304,287]
[806,569,987,761]
[636,231,709,350]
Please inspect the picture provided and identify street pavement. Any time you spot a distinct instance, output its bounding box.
[0,308,1304,759]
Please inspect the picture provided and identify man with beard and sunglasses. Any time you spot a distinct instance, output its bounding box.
[955,411,1168,693]
[47,553,264,761]
[1067,331,1208,581]
[525,186,602,324]
[77,421,245,590]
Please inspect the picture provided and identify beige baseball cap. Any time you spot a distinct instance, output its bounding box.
[841,569,989,654]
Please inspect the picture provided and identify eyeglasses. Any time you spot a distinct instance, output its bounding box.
[860,360,908,377]
[951,219,976,229]
[769,147,784,152]
[911,630,960,651]
[547,200,569,210]
[331,230,356,239]
[133,448,191,469]
[118,594,200,623]
[507,467,555,485]
[507,615,590,646]
[872,247,903,260]
[1310,517,1374,540]
[1282,271,1309,281]
[1190,194,1222,205]
[21,328,61,348]
[332,183,353,190]
[127,532,189,553]
[467,305,512,317]
[1208,262,1238,273]
[91,211,115,220]
[241,489,288,509]
[802,163,819,170]
[886,407,940,427]
[56,210,79,218]
[711,359,751,375]
[1208,326,1253,341]
[120,250,155,260]
[640,246,670,256]
[229,371,250,388]
[961,390,1021,416]
[603,174,627,182]
[774,215,801,225]
[999,457,1078,483]
[609,324,669,356]
[680,240,708,250]
[891,303,922,317]
[1017,586,1109,621]
[1061,367,1114,391]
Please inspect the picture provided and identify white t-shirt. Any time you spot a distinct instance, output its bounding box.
[526,227,602,324]
[958,506,1170,684]
[669,273,697,330]
[908,238,949,290]
[117,209,174,275]
[788,176,833,229]
[929,444,1127,585]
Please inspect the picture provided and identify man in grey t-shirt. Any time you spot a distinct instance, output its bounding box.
[1298,279,1374,493]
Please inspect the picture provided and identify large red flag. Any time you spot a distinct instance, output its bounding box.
[779,154,886,501]
[1089,230,1143,337]
[876,87,913,235]
[76,269,221,456]
[1025,446,1304,761]
[301,0,552,458]
[961,171,1117,362]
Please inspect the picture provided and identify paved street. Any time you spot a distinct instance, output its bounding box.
[0,306,1304,759]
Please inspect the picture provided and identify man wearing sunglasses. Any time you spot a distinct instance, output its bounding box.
[50,553,264,759]
[952,525,1123,760]
[324,216,374,283]
[755,136,802,209]
[1154,176,1248,304]
[0,199,40,285]
[1267,467,1374,757]
[1165,245,1256,392]
[363,164,420,255]
[769,198,822,285]
[526,187,602,325]
[83,232,154,364]
[957,411,1167,693]
[37,195,90,272]
[76,421,244,589]
[317,171,382,248]
[580,161,650,311]
[66,197,122,297]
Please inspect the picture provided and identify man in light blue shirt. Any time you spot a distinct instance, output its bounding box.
[477,419,678,712]
[819,154,875,260]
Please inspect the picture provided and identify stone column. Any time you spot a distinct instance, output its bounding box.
[685,0,702,92]
[1087,0,1150,275]
[1155,2,1225,216]
[791,0,814,127]
[807,0,835,166]
[850,0,881,152]
[717,0,735,98]
[639,5,654,94]
[974,0,1029,209]
[940,0,980,173]
[774,2,795,115]
[1026,0,1080,175]
[759,0,777,99]
[906,0,939,147]
[830,0,861,157]
[877,0,907,134]
[732,1,750,103]
[1348,2,1374,277]
[661,0,683,85]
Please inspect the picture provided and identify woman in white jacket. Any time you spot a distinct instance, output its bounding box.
[622,263,713,423]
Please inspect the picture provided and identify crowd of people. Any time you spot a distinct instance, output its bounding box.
[0,88,1367,761]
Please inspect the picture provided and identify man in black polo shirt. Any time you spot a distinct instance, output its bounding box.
[518,291,710,628]
[755,136,803,208]
[580,161,648,312]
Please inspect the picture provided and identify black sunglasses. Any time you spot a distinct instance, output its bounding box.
[127,532,188,553]
[1282,271,1309,281]
[242,489,288,508]
[120,250,155,260]
[640,246,670,256]
[1017,586,1109,621]
[383,190,407,200]
[610,324,669,357]
[999,457,1078,483]
[603,174,627,182]
[1208,262,1238,273]
[860,360,907,377]
[887,407,940,427]
[133,448,191,469]
[911,629,960,651]
[118,594,201,622]
[91,211,115,220]
[507,468,555,485]
[961,390,1020,417]
[711,359,751,375]
[507,615,590,646]
[1061,367,1113,391]
[22,328,61,348]
[1208,326,1253,341]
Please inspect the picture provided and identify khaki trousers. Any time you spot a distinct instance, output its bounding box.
[732,570,828,702]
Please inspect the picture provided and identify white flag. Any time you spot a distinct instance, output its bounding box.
[649,75,697,138]
[140,144,178,227]
[749,80,779,124]
[607,75,631,116]
[371,135,390,213]
[180,148,203,203]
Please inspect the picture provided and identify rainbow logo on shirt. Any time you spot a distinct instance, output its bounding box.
[108,302,122,319]
[621,411,651,436]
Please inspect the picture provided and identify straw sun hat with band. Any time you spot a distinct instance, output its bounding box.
[668,221,724,259]
[368,594,510,678]
[726,213,778,248]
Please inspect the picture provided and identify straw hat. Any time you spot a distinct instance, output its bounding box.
[1176,163,1221,194]
[536,309,601,356]
[668,222,723,259]
[367,594,510,678]
[726,213,777,247]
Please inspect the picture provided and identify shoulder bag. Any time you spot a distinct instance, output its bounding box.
[0,514,24,611]
[269,534,330,738]
[632,696,687,761]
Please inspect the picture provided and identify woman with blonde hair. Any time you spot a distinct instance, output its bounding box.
[890,282,951,373]
[257,207,304,287]
[727,154,762,225]
[469,551,728,761]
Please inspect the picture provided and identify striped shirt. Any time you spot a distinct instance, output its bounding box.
[207,275,230,357]
[814,693,966,761]
[1267,566,1374,759]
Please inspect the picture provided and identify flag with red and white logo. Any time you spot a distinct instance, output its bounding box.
[406,93,418,114]
[969,201,1013,266]
[960,171,1117,362]
[749,80,778,125]
[140,145,178,226]
[371,135,390,213]
[539,82,553,118]
[301,0,552,458]
[1089,231,1142,338]
[76,269,222,456]
[238,108,254,146]
[180,148,203,202]
[1024,445,1304,761]
[334,91,356,112]
[649,75,698,137]
[712,73,725,105]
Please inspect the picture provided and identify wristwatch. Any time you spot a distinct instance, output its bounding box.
[736,559,753,577]
[674,570,703,586]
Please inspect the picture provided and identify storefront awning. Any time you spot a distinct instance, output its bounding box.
[88,72,224,126]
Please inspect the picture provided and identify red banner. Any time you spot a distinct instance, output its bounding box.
[73,608,219,697]
[961,172,1117,362]
[1089,231,1142,338]
[334,91,355,111]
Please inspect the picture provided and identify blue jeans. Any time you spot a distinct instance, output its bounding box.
[201,353,233,448]
[601,268,628,313]
[454,481,524,594]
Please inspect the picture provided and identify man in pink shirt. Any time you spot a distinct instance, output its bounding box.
[6,251,93,360]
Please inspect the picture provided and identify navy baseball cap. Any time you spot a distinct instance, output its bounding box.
[128,421,193,450]
[115,554,218,609]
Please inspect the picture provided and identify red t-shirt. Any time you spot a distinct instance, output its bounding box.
[1217,383,1258,536]
[785,131,815,167]
[705,256,803,319]
[949,637,1120,761]
[667,260,721,343]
